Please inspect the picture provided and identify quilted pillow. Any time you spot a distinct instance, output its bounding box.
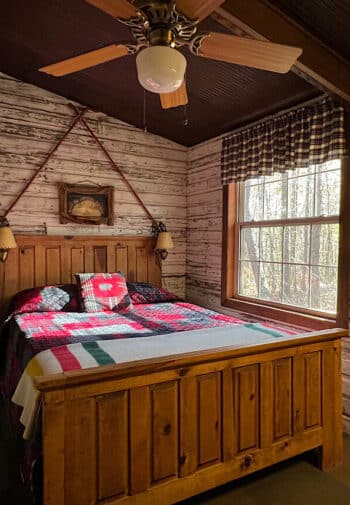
[127,282,179,304]
[76,272,133,312]
[7,285,75,316]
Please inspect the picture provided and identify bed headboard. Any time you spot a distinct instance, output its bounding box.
[0,235,161,312]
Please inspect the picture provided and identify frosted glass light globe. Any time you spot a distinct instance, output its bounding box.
[136,46,187,94]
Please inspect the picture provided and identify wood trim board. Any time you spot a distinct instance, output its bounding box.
[0,235,161,313]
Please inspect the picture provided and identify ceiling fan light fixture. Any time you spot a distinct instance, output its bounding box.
[136,46,186,94]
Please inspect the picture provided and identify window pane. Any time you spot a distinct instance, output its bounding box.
[311,224,339,267]
[239,261,259,298]
[235,160,340,314]
[283,265,309,308]
[260,262,282,303]
[310,266,338,313]
[287,174,314,218]
[315,170,340,216]
[244,176,263,186]
[263,172,284,183]
[240,228,260,261]
[263,181,286,220]
[287,166,314,177]
[261,226,282,262]
[284,225,310,264]
[316,159,341,173]
[243,184,263,221]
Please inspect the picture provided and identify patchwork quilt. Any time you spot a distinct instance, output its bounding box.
[0,300,298,496]
[14,323,300,440]
[0,302,246,404]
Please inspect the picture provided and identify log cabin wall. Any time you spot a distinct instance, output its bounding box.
[187,134,350,434]
[0,73,187,296]
[187,137,224,312]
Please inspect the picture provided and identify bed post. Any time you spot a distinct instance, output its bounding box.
[42,390,65,505]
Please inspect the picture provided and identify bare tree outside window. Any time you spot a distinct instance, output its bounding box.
[237,160,340,314]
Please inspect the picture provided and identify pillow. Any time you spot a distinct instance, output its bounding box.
[127,282,179,304]
[7,284,77,316]
[76,272,133,312]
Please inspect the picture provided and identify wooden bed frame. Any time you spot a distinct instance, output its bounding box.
[0,236,346,505]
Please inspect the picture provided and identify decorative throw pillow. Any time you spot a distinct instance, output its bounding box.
[8,285,72,316]
[127,282,179,304]
[76,272,133,312]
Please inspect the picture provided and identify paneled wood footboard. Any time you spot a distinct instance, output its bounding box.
[36,329,345,505]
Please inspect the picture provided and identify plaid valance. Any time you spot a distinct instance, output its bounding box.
[221,97,346,185]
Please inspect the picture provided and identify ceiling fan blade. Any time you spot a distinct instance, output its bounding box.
[39,44,130,76]
[160,82,188,109]
[196,33,302,73]
[85,0,138,20]
[175,0,225,21]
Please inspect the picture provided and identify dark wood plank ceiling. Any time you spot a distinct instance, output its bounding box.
[0,0,322,146]
[269,0,350,62]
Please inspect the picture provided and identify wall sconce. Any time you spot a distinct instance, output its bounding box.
[154,231,174,260]
[0,218,17,262]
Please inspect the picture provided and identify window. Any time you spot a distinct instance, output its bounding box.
[223,160,342,323]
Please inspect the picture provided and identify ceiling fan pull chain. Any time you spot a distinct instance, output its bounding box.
[183,103,189,126]
[183,74,189,126]
[143,89,148,133]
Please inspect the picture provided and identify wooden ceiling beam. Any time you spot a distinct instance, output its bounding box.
[217,0,350,103]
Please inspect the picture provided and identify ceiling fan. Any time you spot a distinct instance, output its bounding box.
[39,0,303,110]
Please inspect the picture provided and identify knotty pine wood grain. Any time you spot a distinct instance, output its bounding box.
[0,73,187,296]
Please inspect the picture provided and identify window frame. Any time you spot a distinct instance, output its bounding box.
[222,159,350,330]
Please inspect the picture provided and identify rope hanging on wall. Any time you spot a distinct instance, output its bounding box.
[2,108,86,221]
[2,103,169,235]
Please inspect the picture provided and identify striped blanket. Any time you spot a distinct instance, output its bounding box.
[13,322,300,439]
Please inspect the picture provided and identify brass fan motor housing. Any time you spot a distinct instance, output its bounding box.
[149,27,175,46]
[119,0,200,49]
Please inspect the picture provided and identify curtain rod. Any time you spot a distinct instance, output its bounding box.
[193,93,328,149]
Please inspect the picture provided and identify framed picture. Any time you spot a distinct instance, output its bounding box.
[58,183,114,226]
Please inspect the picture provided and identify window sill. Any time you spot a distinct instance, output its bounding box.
[222,297,337,331]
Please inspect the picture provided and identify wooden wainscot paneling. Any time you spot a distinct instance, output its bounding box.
[273,357,293,441]
[198,372,222,467]
[179,372,223,476]
[151,381,179,483]
[97,392,129,500]
[304,352,322,430]
[64,398,97,505]
[129,386,151,495]
[233,365,260,453]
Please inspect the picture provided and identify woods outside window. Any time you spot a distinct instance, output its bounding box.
[222,159,346,328]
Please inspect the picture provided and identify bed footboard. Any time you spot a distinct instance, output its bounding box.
[38,330,344,505]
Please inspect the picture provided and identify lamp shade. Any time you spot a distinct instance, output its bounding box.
[136,46,187,94]
[156,231,174,250]
[0,225,17,249]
